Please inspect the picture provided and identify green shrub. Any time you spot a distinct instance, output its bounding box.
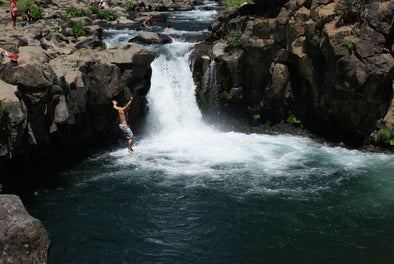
[30,5,43,19]
[376,123,394,144]
[335,8,344,16]
[297,36,306,44]
[89,4,99,14]
[226,29,243,47]
[287,114,303,127]
[224,0,252,10]
[343,38,354,50]
[101,41,107,49]
[351,25,360,36]
[72,22,87,38]
[126,1,134,11]
[1,101,9,113]
[98,10,116,21]
[66,6,86,17]
[311,30,321,47]
[16,0,43,19]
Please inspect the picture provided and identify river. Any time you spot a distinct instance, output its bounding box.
[26,2,394,263]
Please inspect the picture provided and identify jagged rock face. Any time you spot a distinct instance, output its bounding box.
[0,194,50,264]
[0,43,155,161]
[192,0,394,146]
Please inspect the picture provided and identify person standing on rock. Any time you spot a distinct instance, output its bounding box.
[10,0,17,27]
[25,4,32,25]
[113,95,134,154]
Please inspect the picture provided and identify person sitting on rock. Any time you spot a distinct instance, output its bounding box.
[143,15,153,28]
[99,0,108,9]
[113,95,134,154]
[10,0,17,27]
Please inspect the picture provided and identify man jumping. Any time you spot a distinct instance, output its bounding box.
[113,95,134,154]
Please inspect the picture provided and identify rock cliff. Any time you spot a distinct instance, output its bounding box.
[191,0,394,148]
[0,2,156,189]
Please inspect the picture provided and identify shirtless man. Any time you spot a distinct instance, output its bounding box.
[143,15,153,28]
[113,95,134,154]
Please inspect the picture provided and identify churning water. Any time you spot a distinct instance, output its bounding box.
[26,2,394,263]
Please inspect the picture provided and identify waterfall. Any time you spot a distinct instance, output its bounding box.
[145,41,204,136]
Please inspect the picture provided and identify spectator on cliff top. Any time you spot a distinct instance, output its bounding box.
[99,0,108,9]
[25,4,32,25]
[10,0,17,27]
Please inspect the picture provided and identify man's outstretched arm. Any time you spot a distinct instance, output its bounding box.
[123,95,134,110]
[112,100,122,110]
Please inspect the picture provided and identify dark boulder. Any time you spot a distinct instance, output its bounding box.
[129,32,172,44]
[0,194,50,264]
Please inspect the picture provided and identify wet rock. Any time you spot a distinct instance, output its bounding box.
[129,32,172,44]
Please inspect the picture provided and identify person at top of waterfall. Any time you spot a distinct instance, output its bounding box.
[99,0,108,9]
[25,4,32,25]
[10,0,17,27]
[113,95,134,154]
[143,15,153,28]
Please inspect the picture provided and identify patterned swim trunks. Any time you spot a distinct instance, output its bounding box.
[119,124,133,139]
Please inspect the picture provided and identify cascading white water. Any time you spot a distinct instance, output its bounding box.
[145,41,203,135]
[108,36,393,186]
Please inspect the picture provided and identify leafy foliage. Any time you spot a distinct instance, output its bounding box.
[66,6,86,17]
[287,114,303,128]
[224,0,252,10]
[72,22,87,38]
[1,101,9,113]
[16,0,43,19]
[98,10,116,21]
[311,30,321,47]
[226,29,243,47]
[376,123,394,144]
[89,4,99,14]
[343,38,354,50]
[126,1,134,11]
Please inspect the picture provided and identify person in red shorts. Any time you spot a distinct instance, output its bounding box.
[113,95,134,154]
[10,0,17,27]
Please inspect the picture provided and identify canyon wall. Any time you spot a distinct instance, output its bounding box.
[192,0,394,147]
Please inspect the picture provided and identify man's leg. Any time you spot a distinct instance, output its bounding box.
[128,138,133,154]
